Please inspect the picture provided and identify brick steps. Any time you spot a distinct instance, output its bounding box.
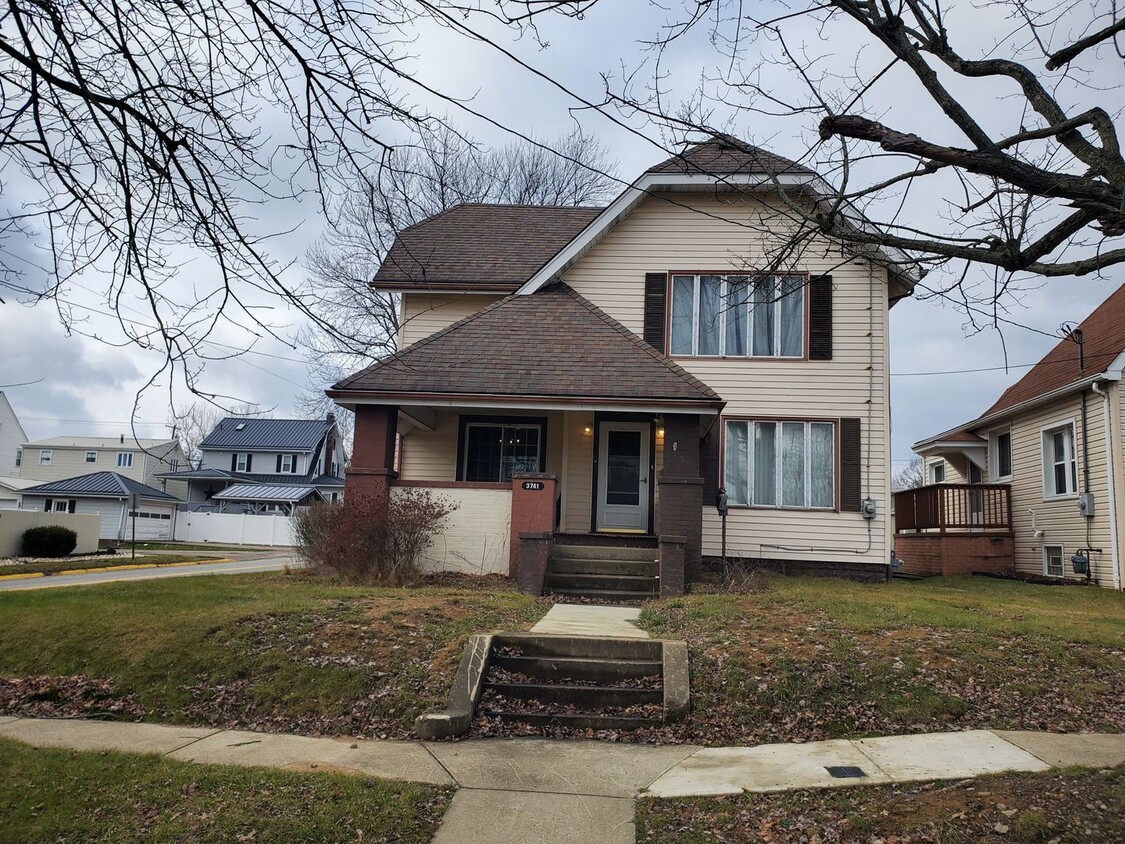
[545,539,659,600]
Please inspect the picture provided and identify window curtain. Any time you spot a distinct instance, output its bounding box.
[781,422,806,507]
[724,421,748,505]
[780,276,804,357]
[670,275,695,355]
[753,422,777,505]
[697,275,722,355]
[725,277,748,356]
[752,278,775,356]
[810,423,834,508]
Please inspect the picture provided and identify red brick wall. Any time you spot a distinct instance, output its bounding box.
[346,406,399,500]
[894,533,1014,577]
[510,473,557,578]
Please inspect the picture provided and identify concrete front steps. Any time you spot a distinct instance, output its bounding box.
[544,538,659,601]
[415,632,688,739]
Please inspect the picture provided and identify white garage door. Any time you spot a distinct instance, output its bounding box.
[74,500,126,540]
[125,505,174,541]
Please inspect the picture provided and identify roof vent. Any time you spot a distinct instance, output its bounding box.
[235,422,246,431]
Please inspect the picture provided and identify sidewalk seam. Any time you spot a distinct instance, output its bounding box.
[985,730,1053,767]
[846,738,894,782]
[420,743,461,787]
[453,785,636,799]
[638,747,706,794]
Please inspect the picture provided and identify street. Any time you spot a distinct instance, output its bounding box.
[0,555,296,592]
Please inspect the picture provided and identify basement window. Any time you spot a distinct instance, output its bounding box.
[1043,544,1064,578]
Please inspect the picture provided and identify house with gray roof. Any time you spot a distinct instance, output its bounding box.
[328,135,917,592]
[20,471,180,540]
[160,413,346,513]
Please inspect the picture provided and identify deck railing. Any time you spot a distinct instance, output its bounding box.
[893,483,1011,534]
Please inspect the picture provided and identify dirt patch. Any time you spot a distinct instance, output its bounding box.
[0,676,144,720]
[637,766,1125,843]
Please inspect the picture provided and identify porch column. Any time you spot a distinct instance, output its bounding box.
[346,405,399,500]
[510,472,558,580]
[658,413,703,583]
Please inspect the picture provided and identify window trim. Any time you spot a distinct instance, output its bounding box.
[455,415,548,484]
[666,271,810,361]
[85,451,98,464]
[989,427,1013,481]
[280,454,295,474]
[38,449,52,466]
[116,451,133,469]
[720,416,840,511]
[1043,543,1065,578]
[1040,420,1078,499]
[929,460,946,485]
[235,453,250,473]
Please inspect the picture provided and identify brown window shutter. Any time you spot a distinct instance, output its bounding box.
[840,418,861,511]
[644,272,668,352]
[700,425,720,503]
[809,275,833,360]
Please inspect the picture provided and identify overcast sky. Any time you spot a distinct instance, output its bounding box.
[1,1,1119,473]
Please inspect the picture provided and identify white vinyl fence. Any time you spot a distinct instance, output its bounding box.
[173,511,298,546]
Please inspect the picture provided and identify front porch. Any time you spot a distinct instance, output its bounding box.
[344,404,714,597]
[893,483,1015,577]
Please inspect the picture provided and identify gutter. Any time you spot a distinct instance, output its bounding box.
[1092,381,1122,591]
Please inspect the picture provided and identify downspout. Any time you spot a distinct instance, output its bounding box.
[1091,381,1121,590]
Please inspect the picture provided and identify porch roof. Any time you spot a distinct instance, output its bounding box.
[211,484,320,503]
[329,284,724,410]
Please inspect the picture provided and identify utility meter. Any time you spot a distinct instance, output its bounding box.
[860,497,877,520]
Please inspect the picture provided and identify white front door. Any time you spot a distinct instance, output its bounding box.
[596,422,650,532]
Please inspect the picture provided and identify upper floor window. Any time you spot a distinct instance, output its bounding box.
[929,461,945,484]
[280,454,296,473]
[116,452,133,468]
[1043,423,1077,497]
[85,451,98,463]
[235,453,250,472]
[670,274,804,358]
[15,449,21,467]
[39,449,52,466]
[724,419,835,509]
[990,429,1012,480]
[169,458,180,473]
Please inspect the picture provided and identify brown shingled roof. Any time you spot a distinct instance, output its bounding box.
[647,134,817,178]
[372,204,602,289]
[984,283,1125,417]
[331,284,723,406]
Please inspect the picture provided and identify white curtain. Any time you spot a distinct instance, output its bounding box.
[698,275,722,355]
[724,277,748,356]
[810,423,834,508]
[753,422,777,505]
[670,275,695,355]
[752,277,775,356]
[782,422,805,507]
[780,276,804,357]
[724,421,748,504]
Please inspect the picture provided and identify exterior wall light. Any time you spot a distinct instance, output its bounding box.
[583,425,593,435]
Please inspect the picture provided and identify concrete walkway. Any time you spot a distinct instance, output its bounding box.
[3,718,1124,843]
[529,603,648,638]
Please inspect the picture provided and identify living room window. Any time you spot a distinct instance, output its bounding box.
[723,419,835,509]
[461,422,543,483]
[990,428,1012,480]
[1042,423,1077,497]
[669,274,804,358]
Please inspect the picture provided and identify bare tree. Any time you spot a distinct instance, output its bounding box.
[498,0,1123,298]
[294,125,618,418]
[892,458,926,492]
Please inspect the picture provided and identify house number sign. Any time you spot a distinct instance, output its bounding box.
[522,481,545,491]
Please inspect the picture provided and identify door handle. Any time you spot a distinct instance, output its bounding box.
[641,478,648,484]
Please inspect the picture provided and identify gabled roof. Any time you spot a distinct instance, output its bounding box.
[20,471,179,501]
[372,204,602,291]
[200,417,332,452]
[914,283,1125,450]
[22,436,178,450]
[330,284,723,408]
[983,284,1125,417]
[646,135,817,178]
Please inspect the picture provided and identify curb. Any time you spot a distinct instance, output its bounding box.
[0,558,236,581]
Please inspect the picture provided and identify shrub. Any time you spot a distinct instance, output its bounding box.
[293,489,457,586]
[21,526,79,558]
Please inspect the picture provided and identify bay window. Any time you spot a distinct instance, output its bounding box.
[724,419,835,509]
[670,274,805,358]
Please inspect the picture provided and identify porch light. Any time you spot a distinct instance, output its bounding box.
[583,425,593,435]
[657,426,665,438]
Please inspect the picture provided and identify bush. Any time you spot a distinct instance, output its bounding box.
[293,490,458,586]
[21,526,79,558]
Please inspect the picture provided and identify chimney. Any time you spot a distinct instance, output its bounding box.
[120,433,124,444]
[327,412,336,425]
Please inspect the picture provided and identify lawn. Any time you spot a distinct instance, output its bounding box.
[0,572,546,738]
[0,737,451,843]
[635,575,1125,745]
[0,554,223,576]
[636,765,1125,843]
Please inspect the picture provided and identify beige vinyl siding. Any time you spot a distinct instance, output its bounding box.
[561,411,594,532]
[1006,392,1115,583]
[563,192,891,566]
[19,444,187,500]
[400,294,503,348]
[925,456,969,485]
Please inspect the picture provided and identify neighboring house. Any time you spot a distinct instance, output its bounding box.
[160,414,346,513]
[17,435,188,500]
[20,471,180,541]
[0,476,37,510]
[905,283,1125,589]
[0,392,29,476]
[328,136,916,588]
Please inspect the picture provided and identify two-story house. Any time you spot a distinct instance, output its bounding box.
[0,391,28,478]
[17,434,188,500]
[906,283,1125,589]
[161,414,346,513]
[327,136,916,594]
